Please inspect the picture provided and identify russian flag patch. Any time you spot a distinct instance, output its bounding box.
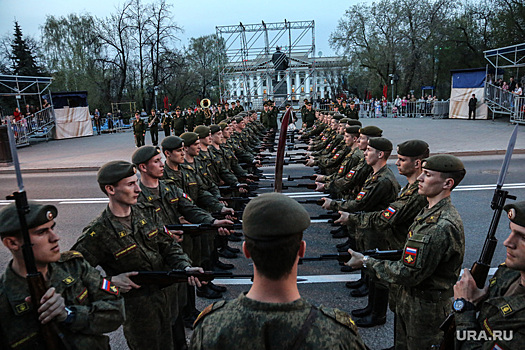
[346,170,355,179]
[403,246,418,265]
[101,278,119,296]
[382,207,397,220]
[332,153,340,160]
[356,191,366,201]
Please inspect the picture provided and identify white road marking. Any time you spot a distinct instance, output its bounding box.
[0,183,523,205]
[214,268,499,285]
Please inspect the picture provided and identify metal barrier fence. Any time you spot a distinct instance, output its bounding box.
[12,106,55,146]
[312,100,448,118]
[92,116,130,134]
[513,96,525,124]
[485,83,515,112]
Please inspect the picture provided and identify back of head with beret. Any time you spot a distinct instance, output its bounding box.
[180,132,199,147]
[242,193,310,240]
[98,161,136,185]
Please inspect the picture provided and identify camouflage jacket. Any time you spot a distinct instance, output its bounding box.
[190,293,367,350]
[367,197,465,294]
[456,265,525,350]
[332,155,373,199]
[331,165,400,213]
[325,147,363,184]
[137,180,215,225]
[221,143,248,177]
[354,181,428,250]
[0,252,124,350]
[208,146,239,186]
[72,204,192,299]
[162,162,224,213]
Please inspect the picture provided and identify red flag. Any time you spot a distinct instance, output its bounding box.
[383,85,388,98]
[163,96,169,109]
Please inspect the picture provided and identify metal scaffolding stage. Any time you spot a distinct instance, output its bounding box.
[216,20,318,109]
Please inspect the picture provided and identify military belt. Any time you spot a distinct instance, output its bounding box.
[407,288,453,302]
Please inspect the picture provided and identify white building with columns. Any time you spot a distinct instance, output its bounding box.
[221,55,349,109]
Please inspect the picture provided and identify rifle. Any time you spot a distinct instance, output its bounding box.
[297,199,324,205]
[166,223,243,235]
[211,211,243,220]
[299,249,403,265]
[130,270,255,288]
[5,119,70,350]
[439,124,518,349]
[218,196,254,203]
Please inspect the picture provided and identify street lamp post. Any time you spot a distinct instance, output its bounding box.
[154,86,159,111]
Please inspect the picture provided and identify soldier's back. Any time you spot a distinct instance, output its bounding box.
[190,293,366,350]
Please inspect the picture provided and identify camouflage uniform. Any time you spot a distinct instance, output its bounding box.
[456,264,525,350]
[190,293,367,350]
[72,204,192,350]
[365,197,465,350]
[0,251,125,350]
[132,118,146,147]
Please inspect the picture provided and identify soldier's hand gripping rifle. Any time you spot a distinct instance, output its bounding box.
[130,270,255,288]
[299,249,403,265]
[4,120,70,350]
[439,124,519,350]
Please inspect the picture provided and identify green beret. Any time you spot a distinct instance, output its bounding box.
[194,125,210,138]
[359,125,383,137]
[209,124,221,134]
[345,126,361,134]
[132,146,161,165]
[97,160,136,185]
[504,201,525,228]
[161,136,183,150]
[332,113,344,121]
[397,140,429,157]
[242,193,310,240]
[181,132,198,146]
[368,137,392,152]
[340,118,350,124]
[234,116,243,123]
[0,202,58,237]
[346,120,362,127]
[422,154,464,172]
[218,122,228,130]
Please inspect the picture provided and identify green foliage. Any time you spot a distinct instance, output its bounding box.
[10,21,40,76]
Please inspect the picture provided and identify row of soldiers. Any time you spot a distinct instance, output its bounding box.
[132,101,246,147]
[1,106,523,350]
[294,109,523,349]
[0,111,274,350]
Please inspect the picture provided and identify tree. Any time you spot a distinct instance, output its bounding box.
[187,34,227,100]
[10,22,40,76]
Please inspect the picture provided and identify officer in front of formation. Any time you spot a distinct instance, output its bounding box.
[453,201,525,349]
[190,193,367,350]
[0,203,125,349]
[346,154,466,350]
[148,108,160,146]
[302,101,316,128]
[132,111,146,147]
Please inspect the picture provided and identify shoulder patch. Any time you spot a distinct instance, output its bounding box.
[425,212,441,224]
[320,307,358,333]
[59,250,84,262]
[194,300,227,326]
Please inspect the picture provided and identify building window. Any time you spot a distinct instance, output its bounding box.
[292,78,295,85]
[301,78,305,84]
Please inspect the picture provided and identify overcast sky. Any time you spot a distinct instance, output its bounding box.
[0,0,363,56]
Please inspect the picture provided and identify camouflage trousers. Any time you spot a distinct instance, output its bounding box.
[395,288,452,350]
[123,287,178,350]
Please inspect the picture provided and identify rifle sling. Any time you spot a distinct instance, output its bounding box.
[288,305,318,350]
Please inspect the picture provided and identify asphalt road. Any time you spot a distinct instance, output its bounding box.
[1,154,524,349]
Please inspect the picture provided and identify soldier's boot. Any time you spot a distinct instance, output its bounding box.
[330,226,345,235]
[346,269,365,289]
[352,282,375,317]
[332,226,347,239]
[336,238,352,248]
[196,285,222,299]
[350,274,369,297]
[355,285,388,328]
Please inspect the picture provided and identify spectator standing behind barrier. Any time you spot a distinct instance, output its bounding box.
[468,94,478,120]
[106,112,114,133]
[94,108,101,135]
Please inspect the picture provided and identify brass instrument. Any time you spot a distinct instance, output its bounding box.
[201,98,212,122]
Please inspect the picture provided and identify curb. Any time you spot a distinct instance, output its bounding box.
[0,149,524,175]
